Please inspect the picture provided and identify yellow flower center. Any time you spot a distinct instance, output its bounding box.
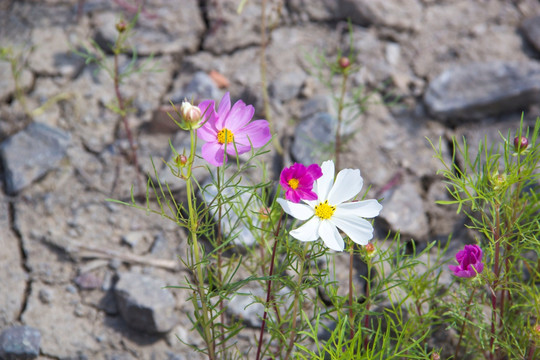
[314,200,336,220]
[217,128,234,144]
[288,178,299,190]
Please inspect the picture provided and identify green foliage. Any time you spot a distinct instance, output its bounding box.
[430,115,540,359]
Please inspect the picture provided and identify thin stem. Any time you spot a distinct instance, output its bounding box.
[335,68,348,172]
[489,203,502,359]
[349,242,355,341]
[260,0,283,155]
[526,342,536,360]
[185,129,216,360]
[216,167,225,351]
[363,256,372,350]
[113,48,142,193]
[454,288,477,359]
[255,211,284,360]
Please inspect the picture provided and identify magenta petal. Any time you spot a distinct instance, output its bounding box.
[234,120,271,147]
[296,188,318,201]
[307,163,323,180]
[285,189,301,203]
[201,142,226,167]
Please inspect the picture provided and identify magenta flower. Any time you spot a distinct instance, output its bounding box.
[197,92,271,166]
[449,244,484,278]
[280,163,323,203]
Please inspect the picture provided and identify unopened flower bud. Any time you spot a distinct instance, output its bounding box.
[338,57,351,69]
[533,324,540,340]
[116,20,127,33]
[175,154,188,167]
[490,171,507,191]
[258,207,271,222]
[431,353,440,360]
[513,136,529,152]
[365,243,376,257]
[181,101,202,127]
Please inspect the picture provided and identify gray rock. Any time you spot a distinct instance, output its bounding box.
[290,0,422,29]
[170,71,221,104]
[269,71,307,102]
[521,15,540,53]
[0,122,71,194]
[38,288,54,304]
[289,0,340,22]
[379,181,429,242]
[114,272,178,333]
[28,27,84,77]
[92,0,204,56]
[339,0,422,30]
[300,95,335,120]
[291,112,342,164]
[424,61,540,122]
[74,272,103,290]
[105,353,137,360]
[0,325,41,360]
[202,2,265,54]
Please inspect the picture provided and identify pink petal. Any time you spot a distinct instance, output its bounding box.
[225,143,251,156]
[225,102,255,132]
[198,100,215,124]
[197,122,218,142]
[234,120,271,147]
[217,92,231,119]
[201,142,226,167]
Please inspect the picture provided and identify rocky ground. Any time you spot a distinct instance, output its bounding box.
[1,0,540,359]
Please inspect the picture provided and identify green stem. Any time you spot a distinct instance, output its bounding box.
[216,167,225,351]
[283,243,309,360]
[489,204,501,359]
[363,254,372,349]
[454,288,477,359]
[185,129,216,360]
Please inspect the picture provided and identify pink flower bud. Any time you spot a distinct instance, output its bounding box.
[116,20,127,33]
[338,57,351,69]
[175,154,188,167]
[513,136,529,152]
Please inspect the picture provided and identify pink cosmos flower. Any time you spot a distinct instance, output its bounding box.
[197,92,271,166]
[280,163,323,203]
[449,244,484,278]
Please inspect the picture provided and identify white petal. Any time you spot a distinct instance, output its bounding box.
[277,198,314,220]
[316,160,335,201]
[290,217,320,242]
[330,215,374,246]
[327,169,363,205]
[318,220,344,251]
[334,199,383,219]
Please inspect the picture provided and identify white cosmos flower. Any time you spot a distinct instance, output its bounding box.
[277,160,382,251]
